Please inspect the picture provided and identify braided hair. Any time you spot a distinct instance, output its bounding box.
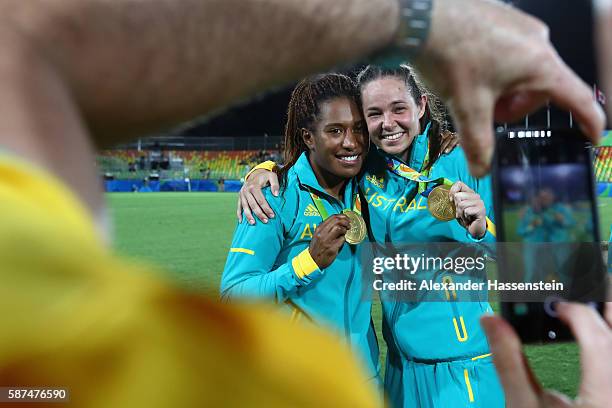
[356,64,447,171]
[279,73,361,190]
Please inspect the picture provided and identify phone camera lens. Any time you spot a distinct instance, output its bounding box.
[547,330,557,340]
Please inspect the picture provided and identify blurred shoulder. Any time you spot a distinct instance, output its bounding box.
[208,301,380,406]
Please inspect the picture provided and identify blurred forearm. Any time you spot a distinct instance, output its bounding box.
[3,0,398,145]
[0,0,398,219]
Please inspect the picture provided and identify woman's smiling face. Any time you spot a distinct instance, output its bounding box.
[361,76,426,161]
[304,97,367,181]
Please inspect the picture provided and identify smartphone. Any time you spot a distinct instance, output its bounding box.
[492,128,608,343]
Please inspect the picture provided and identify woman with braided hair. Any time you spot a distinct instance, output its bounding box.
[220,73,381,384]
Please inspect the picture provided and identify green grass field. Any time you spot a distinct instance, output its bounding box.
[107,192,612,397]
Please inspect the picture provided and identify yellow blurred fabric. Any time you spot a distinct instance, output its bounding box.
[0,156,379,407]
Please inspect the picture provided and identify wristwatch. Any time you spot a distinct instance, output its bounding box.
[373,0,433,64]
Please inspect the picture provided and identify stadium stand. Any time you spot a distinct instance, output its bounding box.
[594,147,612,182]
[595,146,612,197]
[594,131,612,197]
[98,148,281,192]
[99,133,612,194]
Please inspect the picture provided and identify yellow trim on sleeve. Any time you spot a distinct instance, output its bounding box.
[471,353,492,361]
[245,160,277,180]
[463,369,475,403]
[291,248,319,279]
[485,217,496,238]
[230,248,255,255]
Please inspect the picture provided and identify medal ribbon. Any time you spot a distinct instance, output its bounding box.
[308,189,366,246]
[383,140,496,235]
[379,122,455,196]
[308,190,362,220]
[384,155,453,197]
[385,157,496,235]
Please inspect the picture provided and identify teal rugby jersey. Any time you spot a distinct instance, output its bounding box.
[221,152,379,380]
[361,125,496,362]
[361,126,503,407]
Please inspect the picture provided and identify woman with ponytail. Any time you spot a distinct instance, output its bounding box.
[221,73,380,385]
[356,64,503,408]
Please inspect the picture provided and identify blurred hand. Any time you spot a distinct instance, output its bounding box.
[481,302,612,408]
[594,0,612,123]
[440,130,459,155]
[309,214,350,269]
[417,0,605,176]
[237,169,279,224]
[449,181,486,239]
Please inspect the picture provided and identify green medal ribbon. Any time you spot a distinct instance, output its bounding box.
[308,192,330,220]
[308,190,362,220]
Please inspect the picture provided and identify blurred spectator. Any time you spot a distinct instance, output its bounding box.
[150,143,162,170]
[218,177,225,192]
[139,178,153,193]
[240,158,251,175]
[138,155,146,170]
[161,154,170,170]
[270,148,282,164]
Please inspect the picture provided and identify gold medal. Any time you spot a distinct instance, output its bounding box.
[427,184,456,221]
[342,209,366,244]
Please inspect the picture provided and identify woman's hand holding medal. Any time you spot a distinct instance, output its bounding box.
[449,181,487,239]
[308,215,351,269]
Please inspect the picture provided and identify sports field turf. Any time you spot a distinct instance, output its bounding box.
[107,192,612,397]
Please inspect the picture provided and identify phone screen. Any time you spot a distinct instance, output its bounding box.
[493,128,607,342]
[497,130,598,243]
